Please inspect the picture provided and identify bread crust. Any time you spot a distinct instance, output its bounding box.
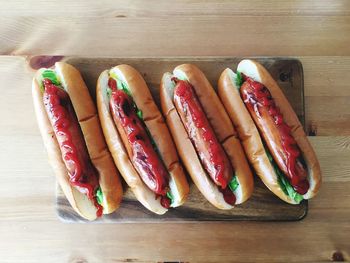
[97,65,189,214]
[161,64,254,208]
[218,60,321,203]
[32,62,123,220]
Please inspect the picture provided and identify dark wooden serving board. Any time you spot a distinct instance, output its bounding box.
[52,57,306,222]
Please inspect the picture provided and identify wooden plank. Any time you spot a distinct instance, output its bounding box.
[310,136,350,182]
[306,96,350,135]
[1,16,350,56]
[301,57,350,97]
[0,182,349,262]
[1,0,349,16]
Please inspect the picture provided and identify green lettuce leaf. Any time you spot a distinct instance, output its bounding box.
[166,191,174,204]
[42,70,60,86]
[96,187,104,205]
[234,71,243,88]
[228,175,239,192]
[278,172,304,203]
[136,109,143,119]
[265,148,303,203]
[106,87,112,99]
[116,78,132,96]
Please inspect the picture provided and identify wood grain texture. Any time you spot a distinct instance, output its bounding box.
[1,16,350,57]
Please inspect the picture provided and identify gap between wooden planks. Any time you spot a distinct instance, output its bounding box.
[1,0,350,16]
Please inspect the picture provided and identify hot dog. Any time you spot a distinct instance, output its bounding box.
[173,78,233,189]
[97,65,189,214]
[218,59,321,204]
[160,64,254,209]
[32,62,123,220]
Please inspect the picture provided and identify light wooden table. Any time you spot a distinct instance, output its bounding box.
[0,1,349,262]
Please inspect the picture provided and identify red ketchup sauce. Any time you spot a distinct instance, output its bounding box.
[173,78,236,205]
[108,78,171,208]
[43,79,103,217]
[240,77,309,195]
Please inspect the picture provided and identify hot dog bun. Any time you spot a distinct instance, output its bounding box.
[97,65,189,215]
[32,62,123,220]
[160,64,254,209]
[218,59,321,204]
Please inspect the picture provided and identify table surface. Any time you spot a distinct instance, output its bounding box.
[0,1,349,262]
